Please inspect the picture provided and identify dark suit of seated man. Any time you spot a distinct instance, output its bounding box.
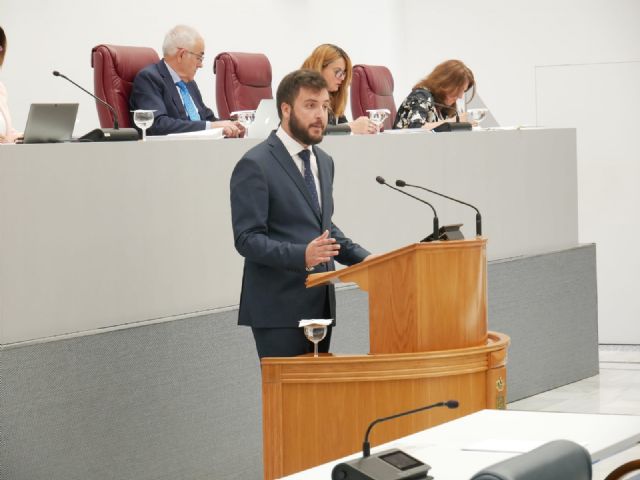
[230,69,373,359]
[130,25,243,137]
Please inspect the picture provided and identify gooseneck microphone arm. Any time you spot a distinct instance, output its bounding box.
[396,179,482,236]
[363,400,459,457]
[376,176,439,240]
[432,100,461,122]
[52,70,120,129]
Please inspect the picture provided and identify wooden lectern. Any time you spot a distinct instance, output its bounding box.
[261,239,510,479]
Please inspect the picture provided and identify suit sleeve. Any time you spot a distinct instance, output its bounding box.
[130,70,207,135]
[230,155,307,270]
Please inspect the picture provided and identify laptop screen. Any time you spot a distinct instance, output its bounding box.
[22,103,78,144]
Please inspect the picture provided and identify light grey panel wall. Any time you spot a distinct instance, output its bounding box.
[488,245,599,400]
[0,246,598,480]
[0,311,263,480]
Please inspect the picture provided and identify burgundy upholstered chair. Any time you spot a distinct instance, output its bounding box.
[91,44,159,128]
[350,64,397,131]
[214,52,273,120]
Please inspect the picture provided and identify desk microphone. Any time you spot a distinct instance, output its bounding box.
[52,70,138,141]
[396,179,483,236]
[331,400,459,480]
[431,100,472,132]
[376,176,439,242]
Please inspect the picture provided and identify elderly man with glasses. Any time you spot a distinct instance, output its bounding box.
[130,25,243,137]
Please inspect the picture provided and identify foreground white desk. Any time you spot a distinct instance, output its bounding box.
[279,409,640,479]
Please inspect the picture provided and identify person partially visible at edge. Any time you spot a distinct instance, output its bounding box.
[0,26,22,144]
[230,69,375,359]
[130,25,244,137]
[394,59,476,131]
[301,44,377,135]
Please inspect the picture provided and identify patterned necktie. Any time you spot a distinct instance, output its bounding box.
[175,81,201,121]
[299,149,321,214]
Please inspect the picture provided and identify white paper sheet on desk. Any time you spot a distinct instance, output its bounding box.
[462,439,574,453]
[165,128,225,139]
[382,128,431,135]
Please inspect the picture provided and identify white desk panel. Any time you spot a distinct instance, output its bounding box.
[0,129,577,343]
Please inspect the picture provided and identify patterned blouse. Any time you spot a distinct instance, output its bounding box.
[393,88,441,129]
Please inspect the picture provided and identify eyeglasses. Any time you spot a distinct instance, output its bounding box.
[181,49,204,63]
[333,68,346,80]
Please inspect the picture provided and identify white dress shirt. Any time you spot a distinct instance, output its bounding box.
[276,127,322,209]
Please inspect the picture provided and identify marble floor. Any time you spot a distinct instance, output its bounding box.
[509,344,640,415]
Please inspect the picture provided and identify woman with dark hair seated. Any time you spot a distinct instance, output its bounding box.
[394,59,475,131]
[0,26,22,144]
[302,44,377,135]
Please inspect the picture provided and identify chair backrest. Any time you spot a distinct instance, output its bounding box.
[91,44,160,128]
[469,440,592,480]
[214,52,273,120]
[350,64,397,130]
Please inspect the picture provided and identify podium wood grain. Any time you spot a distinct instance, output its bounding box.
[307,239,488,354]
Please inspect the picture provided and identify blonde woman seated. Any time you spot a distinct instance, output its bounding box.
[394,59,475,131]
[0,26,22,144]
[302,44,376,135]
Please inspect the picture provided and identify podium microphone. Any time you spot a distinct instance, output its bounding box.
[376,176,439,241]
[52,70,139,142]
[396,179,482,236]
[332,400,459,480]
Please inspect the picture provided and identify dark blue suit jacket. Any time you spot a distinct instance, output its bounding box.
[130,60,217,135]
[230,131,370,328]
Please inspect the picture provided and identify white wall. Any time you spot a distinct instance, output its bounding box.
[3,0,640,342]
[4,0,638,130]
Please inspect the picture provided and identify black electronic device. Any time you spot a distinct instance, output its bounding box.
[331,400,459,480]
[431,100,472,132]
[375,176,439,241]
[396,179,482,236]
[421,224,464,242]
[52,70,139,142]
[332,449,432,480]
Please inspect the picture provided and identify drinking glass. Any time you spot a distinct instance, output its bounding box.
[303,324,328,357]
[366,109,390,133]
[231,110,256,137]
[132,110,155,141]
[467,108,489,129]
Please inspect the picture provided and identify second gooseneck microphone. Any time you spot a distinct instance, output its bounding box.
[376,176,439,241]
[396,179,482,236]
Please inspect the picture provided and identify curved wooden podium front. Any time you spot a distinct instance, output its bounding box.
[262,332,509,479]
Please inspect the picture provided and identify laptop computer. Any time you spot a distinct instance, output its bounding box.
[248,99,279,139]
[22,103,78,144]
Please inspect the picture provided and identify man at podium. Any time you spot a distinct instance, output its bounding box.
[230,69,372,358]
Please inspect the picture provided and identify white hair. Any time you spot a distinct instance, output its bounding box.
[162,25,202,56]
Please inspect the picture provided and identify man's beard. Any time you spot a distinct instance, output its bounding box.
[289,108,325,146]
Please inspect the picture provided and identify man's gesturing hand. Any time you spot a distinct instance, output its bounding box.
[305,230,340,269]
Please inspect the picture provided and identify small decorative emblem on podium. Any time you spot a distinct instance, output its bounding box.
[496,376,505,392]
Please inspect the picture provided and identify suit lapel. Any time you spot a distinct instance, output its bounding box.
[267,133,322,223]
[157,61,188,119]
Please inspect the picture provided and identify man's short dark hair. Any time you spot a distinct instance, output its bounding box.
[276,69,328,120]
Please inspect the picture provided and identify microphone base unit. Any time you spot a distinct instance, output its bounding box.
[421,223,465,243]
[433,121,472,133]
[332,448,431,480]
[78,128,139,142]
